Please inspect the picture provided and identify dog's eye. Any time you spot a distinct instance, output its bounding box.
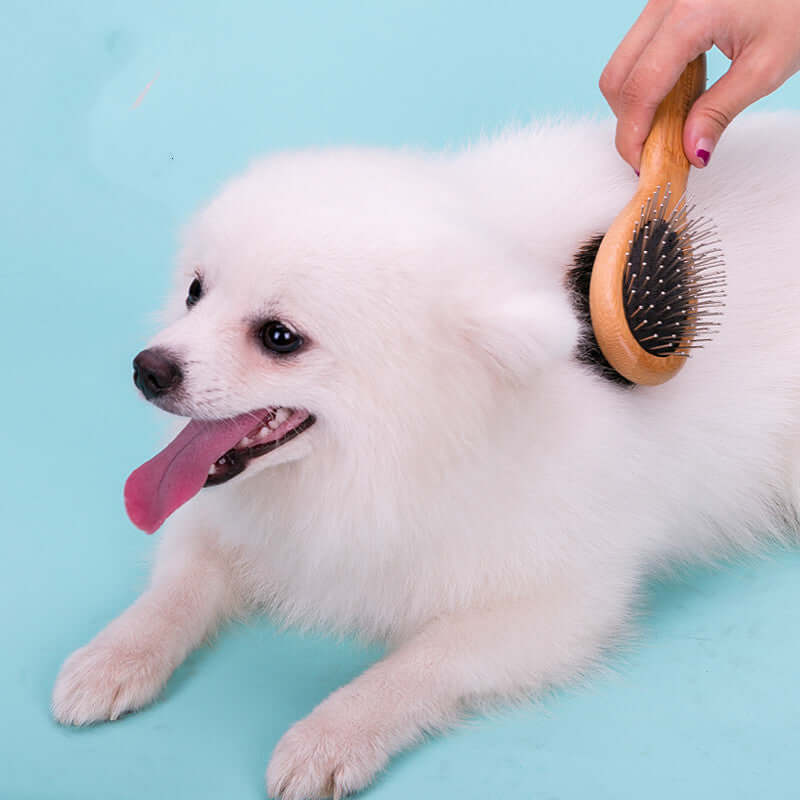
[260,320,303,354]
[186,277,203,308]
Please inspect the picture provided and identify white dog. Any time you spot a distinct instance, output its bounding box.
[53,114,800,799]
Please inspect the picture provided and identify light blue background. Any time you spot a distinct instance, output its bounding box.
[3,2,800,798]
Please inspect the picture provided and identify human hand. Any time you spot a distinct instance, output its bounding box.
[599,0,800,170]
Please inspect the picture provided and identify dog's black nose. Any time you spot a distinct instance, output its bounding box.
[132,348,183,400]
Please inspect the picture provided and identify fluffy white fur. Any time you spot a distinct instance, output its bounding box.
[53,114,800,799]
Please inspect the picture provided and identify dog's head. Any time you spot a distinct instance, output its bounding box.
[125,150,579,532]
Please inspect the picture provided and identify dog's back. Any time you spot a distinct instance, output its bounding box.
[447,114,800,558]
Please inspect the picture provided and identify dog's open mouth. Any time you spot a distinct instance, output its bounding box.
[124,408,315,534]
[203,409,316,487]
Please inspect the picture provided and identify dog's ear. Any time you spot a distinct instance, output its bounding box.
[464,289,579,381]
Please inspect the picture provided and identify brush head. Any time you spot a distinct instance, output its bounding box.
[623,184,725,358]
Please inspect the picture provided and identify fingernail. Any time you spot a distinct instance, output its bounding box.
[634,168,640,177]
[695,137,714,166]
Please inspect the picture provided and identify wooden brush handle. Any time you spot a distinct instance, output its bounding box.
[639,55,706,199]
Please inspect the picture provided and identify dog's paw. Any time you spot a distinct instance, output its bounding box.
[266,712,389,800]
[52,637,172,726]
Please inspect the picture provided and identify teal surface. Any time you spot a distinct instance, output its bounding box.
[3,2,800,798]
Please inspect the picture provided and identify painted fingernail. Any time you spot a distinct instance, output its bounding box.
[695,137,714,166]
[634,168,640,177]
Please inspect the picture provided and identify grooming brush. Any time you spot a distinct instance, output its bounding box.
[589,53,725,385]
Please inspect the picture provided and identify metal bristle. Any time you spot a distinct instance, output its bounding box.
[622,183,725,357]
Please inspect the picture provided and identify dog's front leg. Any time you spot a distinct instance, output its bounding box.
[266,578,632,800]
[52,530,237,725]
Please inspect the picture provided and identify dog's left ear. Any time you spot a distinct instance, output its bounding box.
[465,290,579,381]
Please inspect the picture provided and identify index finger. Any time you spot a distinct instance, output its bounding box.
[615,12,710,169]
[600,0,671,115]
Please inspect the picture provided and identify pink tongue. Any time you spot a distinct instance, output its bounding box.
[124,411,268,534]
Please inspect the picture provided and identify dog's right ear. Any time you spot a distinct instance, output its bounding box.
[463,289,579,382]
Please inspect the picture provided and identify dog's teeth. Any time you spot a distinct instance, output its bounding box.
[274,408,290,425]
[208,464,217,475]
[258,426,270,438]
[240,436,252,446]
[267,418,280,430]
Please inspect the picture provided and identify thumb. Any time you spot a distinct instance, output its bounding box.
[684,53,778,168]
